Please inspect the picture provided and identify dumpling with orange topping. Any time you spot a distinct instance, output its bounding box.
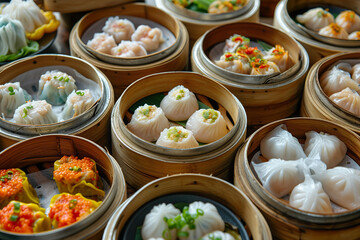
[0,168,39,209]
[53,156,105,198]
[215,52,251,74]
[49,193,101,228]
[223,34,250,53]
[335,11,360,34]
[250,59,280,75]
[263,45,293,72]
[0,201,51,233]
[296,8,334,31]
[156,126,199,149]
[318,23,349,39]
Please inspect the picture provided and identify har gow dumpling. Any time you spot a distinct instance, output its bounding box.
[13,100,58,125]
[0,82,31,118]
[296,8,334,31]
[156,126,199,149]
[329,87,360,117]
[263,45,293,72]
[250,59,280,75]
[215,52,251,74]
[348,31,360,40]
[200,231,235,240]
[87,33,117,55]
[223,34,250,53]
[351,63,360,83]
[127,104,170,142]
[0,16,27,56]
[160,85,199,121]
[318,23,349,39]
[131,25,164,52]
[102,17,135,44]
[186,109,228,143]
[260,124,306,160]
[110,40,147,58]
[335,11,360,34]
[38,70,77,105]
[62,89,96,120]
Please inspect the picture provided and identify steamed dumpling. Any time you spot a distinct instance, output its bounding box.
[156,126,199,149]
[127,104,170,142]
[131,25,164,52]
[318,23,349,39]
[223,34,250,53]
[110,40,147,57]
[260,124,306,160]
[186,109,228,143]
[87,33,117,55]
[263,45,293,72]
[0,82,31,118]
[200,231,235,240]
[215,52,251,74]
[329,87,360,117]
[348,31,360,40]
[13,100,58,125]
[0,15,27,56]
[62,89,96,120]
[250,59,280,75]
[102,17,135,44]
[296,8,334,31]
[352,63,360,83]
[160,85,199,121]
[335,11,360,34]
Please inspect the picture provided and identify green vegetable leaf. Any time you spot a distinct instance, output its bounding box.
[0,40,39,63]
[257,40,273,52]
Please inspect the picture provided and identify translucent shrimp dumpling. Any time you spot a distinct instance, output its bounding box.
[351,63,360,83]
[348,31,360,40]
[223,34,250,53]
[263,45,293,72]
[38,70,77,105]
[289,175,333,214]
[296,8,334,31]
[215,52,251,74]
[87,33,117,55]
[335,11,360,34]
[110,41,147,58]
[318,23,349,39]
[329,88,360,117]
[62,89,96,120]
[250,59,280,75]
[156,126,199,149]
[102,17,135,44]
[141,203,181,240]
[186,109,228,143]
[0,82,31,118]
[131,25,164,52]
[0,16,27,56]
[200,231,235,240]
[13,100,58,125]
[160,85,199,121]
[127,104,170,142]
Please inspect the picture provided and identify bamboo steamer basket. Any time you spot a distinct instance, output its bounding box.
[0,54,114,151]
[301,52,360,135]
[234,117,360,240]
[147,0,260,46]
[69,3,189,99]
[191,22,309,128]
[274,0,360,66]
[0,134,126,240]
[111,71,247,189]
[103,174,272,240]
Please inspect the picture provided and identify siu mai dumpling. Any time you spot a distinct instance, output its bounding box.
[348,31,360,40]
[87,33,117,55]
[223,34,250,53]
[13,100,58,125]
[156,126,199,149]
[186,109,228,143]
[263,45,293,72]
[102,17,135,44]
[296,8,334,31]
[250,59,280,75]
[110,40,147,57]
[318,23,349,39]
[0,82,31,118]
[215,52,251,74]
[160,85,199,121]
[62,89,96,120]
[351,63,360,83]
[335,11,360,34]
[329,87,360,117]
[131,25,164,52]
[127,104,170,142]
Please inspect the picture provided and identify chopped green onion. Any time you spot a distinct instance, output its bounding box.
[9,215,18,222]
[7,171,13,175]
[13,202,21,213]
[22,108,28,118]
[64,77,70,82]
[76,91,85,96]
[69,199,78,209]
[9,92,15,95]
[26,106,33,110]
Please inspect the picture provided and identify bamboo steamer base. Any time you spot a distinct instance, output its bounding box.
[70,22,189,99]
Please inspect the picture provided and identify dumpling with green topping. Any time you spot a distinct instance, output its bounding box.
[200,231,235,240]
[156,126,199,149]
[186,109,228,143]
[38,70,77,105]
[13,100,58,125]
[0,82,31,118]
[127,104,170,142]
[62,89,96,120]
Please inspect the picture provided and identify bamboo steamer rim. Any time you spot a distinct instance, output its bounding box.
[114,71,247,157]
[103,173,272,240]
[238,117,360,224]
[75,2,181,65]
[0,134,127,240]
[275,0,360,51]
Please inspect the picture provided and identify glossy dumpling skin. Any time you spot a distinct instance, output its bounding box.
[13,100,58,125]
[131,25,164,52]
[318,23,349,39]
[263,45,293,72]
[160,85,199,121]
[186,109,228,143]
[156,126,199,149]
[335,11,360,34]
[0,82,31,118]
[200,231,235,240]
[329,87,360,117]
[296,8,334,31]
[351,63,360,83]
[348,31,360,40]
[127,104,170,142]
[110,40,147,57]
[315,167,360,210]
[87,32,117,55]
[215,52,251,74]
[223,34,250,53]
[290,175,332,214]
[38,70,77,105]
[102,17,135,44]
[0,15,27,56]
[250,59,280,75]
[260,124,306,160]
[62,89,96,120]
[141,203,181,240]
[304,131,347,168]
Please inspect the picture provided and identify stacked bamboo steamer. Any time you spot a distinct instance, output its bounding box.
[234,118,360,240]
[301,52,360,135]
[274,0,360,66]
[69,3,189,99]
[0,54,114,151]
[103,174,272,240]
[192,22,309,128]
[111,71,247,189]
[0,134,126,240]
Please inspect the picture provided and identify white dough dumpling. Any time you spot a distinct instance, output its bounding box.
[13,100,58,125]
[348,31,360,40]
[335,11,360,34]
[263,45,293,72]
[127,104,170,142]
[296,8,334,31]
[260,124,306,160]
[110,40,147,57]
[215,52,251,74]
[186,109,228,143]
[87,33,117,55]
[131,25,164,52]
[156,126,199,149]
[0,82,31,118]
[102,17,135,44]
[304,131,347,168]
[318,23,349,39]
[329,88,360,117]
[200,231,235,240]
[62,89,96,120]
[351,63,360,83]
[160,85,199,121]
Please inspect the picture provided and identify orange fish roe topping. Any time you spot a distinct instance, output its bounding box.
[0,202,35,233]
[49,194,96,227]
[0,169,23,199]
[329,23,342,34]
[53,156,98,185]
